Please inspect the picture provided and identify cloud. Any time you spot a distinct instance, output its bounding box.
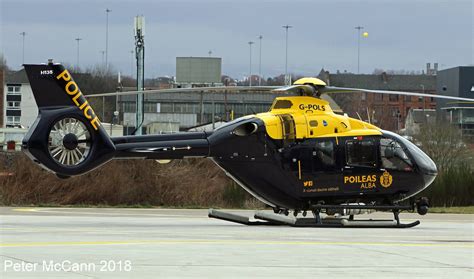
[1,0,472,77]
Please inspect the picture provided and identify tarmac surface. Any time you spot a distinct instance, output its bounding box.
[0,207,472,278]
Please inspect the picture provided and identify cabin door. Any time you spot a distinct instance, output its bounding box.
[342,137,381,193]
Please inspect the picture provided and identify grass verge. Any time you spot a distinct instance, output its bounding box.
[429,206,474,214]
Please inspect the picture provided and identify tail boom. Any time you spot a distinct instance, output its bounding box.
[22,62,210,178]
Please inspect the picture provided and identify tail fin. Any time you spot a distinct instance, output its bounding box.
[22,62,115,178]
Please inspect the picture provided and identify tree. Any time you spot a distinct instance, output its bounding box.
[0,54,9,71]
[415,122,474,206]
[415,122,467,172]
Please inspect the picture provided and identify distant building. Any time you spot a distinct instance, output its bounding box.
[3,69,37,128]
[436,66,474,141]
[145,76,174,89]
[404,109,437,136]
[426,62,439,76]
[0,69,37,149]
[116,89,341,134]
[0,69,4,126]
[0,127,28,150]
[176,57,222,87]
[318,70,436,131]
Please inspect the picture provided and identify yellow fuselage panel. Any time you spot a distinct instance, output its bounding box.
[256,113,283,139]
[255,96,380,140]
[270,96,333,114]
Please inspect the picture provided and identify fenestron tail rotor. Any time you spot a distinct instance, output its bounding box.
[48,117,92,166]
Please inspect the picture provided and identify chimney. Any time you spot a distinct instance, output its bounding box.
[426,63,431,75]
[434,63,438,74]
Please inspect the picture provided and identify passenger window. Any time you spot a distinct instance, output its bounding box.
[380,138,413,171]
[313,140,336,170]
[346,140,377,167]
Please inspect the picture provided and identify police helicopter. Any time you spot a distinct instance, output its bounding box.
[22,61,474,228]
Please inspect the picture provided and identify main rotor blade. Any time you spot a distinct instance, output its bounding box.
[85,86,278,98]
[86,84,474,103]
[271,84,315,96]
[320,86,474,102]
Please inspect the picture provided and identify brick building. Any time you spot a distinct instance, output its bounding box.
[318,70,436,131]
[0,69,4,127]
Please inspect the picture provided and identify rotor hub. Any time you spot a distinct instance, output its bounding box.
[48,117,91,166]
[62,133,79,150]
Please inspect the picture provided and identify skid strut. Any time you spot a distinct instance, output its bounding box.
[209,206,420,228]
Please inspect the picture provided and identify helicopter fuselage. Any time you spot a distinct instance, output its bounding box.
[113,96,438,211]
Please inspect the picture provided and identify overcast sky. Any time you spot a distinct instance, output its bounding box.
[1,0,473,78]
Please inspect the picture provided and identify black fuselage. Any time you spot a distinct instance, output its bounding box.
[109,116,438,211]
[205,117,437,211]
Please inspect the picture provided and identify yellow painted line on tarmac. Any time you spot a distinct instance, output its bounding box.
[1,239,472,249]
[12,208,38,212]
[7,208,204,218]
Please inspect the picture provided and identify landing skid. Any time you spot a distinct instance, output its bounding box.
[208,209,420,228]
[208,209,284,226]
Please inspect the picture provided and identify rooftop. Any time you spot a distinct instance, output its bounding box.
[4,69,28,84]
[318,69,436,91]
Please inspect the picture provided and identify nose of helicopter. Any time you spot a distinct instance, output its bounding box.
[404,141,438,186]
[383,130,438,187]
[419,156,437,187]
[419,159,438,176]
[409,146,437,176]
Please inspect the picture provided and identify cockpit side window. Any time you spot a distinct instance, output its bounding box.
[380,138,413,171]
[313,140,336,171]
[346,139,377,168]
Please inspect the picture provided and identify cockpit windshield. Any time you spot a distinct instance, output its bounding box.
[380,137,413,171]
[382,130,437,175]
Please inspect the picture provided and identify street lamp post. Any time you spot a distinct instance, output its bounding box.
[258,35,263,86]
[248,41,254,87]
[20,32,26,65]
[130,50,134,77]
[105,8,112,70]
[75,38,82,69]
[355,26,364,74]
[282,25,292,84]
[420,84,426,122]
[100,51,105,65]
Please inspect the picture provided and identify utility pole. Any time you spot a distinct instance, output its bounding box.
[20,32,26,65]
[130,50,134,78]
[134,16,145,135]
[355,26,364,74]
[75,38,82,69]
[100,50,105,65]
[258,35,263,86]
[105,8,112,70]
[248,41,254,87]
[420,84,426,122]
[282,25,292,85]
